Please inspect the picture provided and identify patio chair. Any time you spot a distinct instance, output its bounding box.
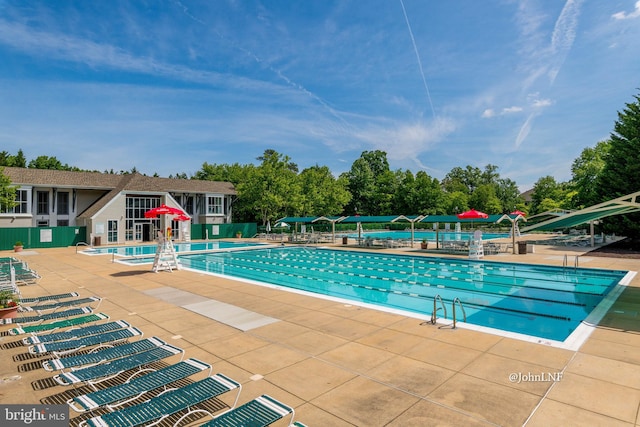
[8,312,109,336]
[52,343,184,388]
[0,262,40,285]
[29,327,143,356]
[195,394,295,427]
[78,374,242,427]
[19,292,79,305]
[19,296,102,313]
[22,320,131,345]
[42,336,166,372]
[0,307,93,325]
[67,358,213,413]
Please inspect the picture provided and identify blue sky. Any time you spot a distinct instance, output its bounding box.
[1,1,639,191]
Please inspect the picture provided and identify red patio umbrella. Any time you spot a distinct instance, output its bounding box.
[510,210,527,217]
[456,209,489,220]
[173,213,191,222]
[144,204,184,218]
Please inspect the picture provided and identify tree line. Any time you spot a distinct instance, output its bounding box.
[2,91,639,237]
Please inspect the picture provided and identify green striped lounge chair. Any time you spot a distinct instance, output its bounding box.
[29,327,143,356]
[42,336,166,372]
[20,296,102,313]
[19,292,79,305]
[22,320,130,345]
[8,312,109,336]
[52,343,184,388]
[67,358,213,413]
[78,374,242,427]
[0,307,93,325]
[195,394,295,427]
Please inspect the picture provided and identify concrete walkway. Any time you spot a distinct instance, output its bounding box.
[1,239,639,426]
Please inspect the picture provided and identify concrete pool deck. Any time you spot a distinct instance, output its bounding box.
[1,239,639,426]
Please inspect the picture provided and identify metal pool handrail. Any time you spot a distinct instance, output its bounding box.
[430,294,447,324]
[562,254,579,271]
[452,297,466,329]
[75,242,90,253]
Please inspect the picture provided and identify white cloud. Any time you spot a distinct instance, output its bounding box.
[482,109,495,118]
[0,19,278,93]
[481,106,522,118]
[612,1,640,20]
[532,98,553,108]
[502,106,523,114]
[357,117,456,163]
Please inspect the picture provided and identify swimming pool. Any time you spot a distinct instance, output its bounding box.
[349,230,510,240]
[178,247,630,346]
[85,241,265,256]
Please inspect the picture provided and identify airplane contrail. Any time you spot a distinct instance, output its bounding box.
[399,0,436,119]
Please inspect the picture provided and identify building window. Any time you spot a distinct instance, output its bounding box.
[108,220,118,243]
[207,196,223,214]
[57,219,69,226]
[1,189,29,214]
[57,192,69,215]
[125,196,161,241]
[184,196,194,215]
[37,191,49,215]
[37,220,49,227]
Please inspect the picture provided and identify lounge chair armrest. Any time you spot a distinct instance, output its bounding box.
[53,344,86,357]
[105,391,148,411]
[173,409,216,427]
[66,396,93,413]
[124,367,156,383]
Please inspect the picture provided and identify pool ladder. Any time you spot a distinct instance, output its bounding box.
[430,294,446,324]
[563,254,579,271]
[452,297,466,329]
[431,295,467,329]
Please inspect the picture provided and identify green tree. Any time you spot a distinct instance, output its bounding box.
[469,184,502,214]
[0,167,18,213]
[414,171,445,214]
[28,155,79,171]
[445,191,469,215]
[342,156,377,215]
[571,140,611,209]
[342,150,402,215]
[298,165,351,216]
[392,170,417,214]
[442,165,482,195]
[530,176,562,214]
[596,92,640,237]
[0,149,27,167]
[496,178,523,213]
[373,169,398,215]
[236,150,301,225]
[193,162,247,186]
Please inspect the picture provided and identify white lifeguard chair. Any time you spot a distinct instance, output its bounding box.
[152,231,180,272]
[468,230,484,260]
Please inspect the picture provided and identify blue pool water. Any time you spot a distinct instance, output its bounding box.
[349,230,510,240]
[178,247,627,343]
[87,241,264,256]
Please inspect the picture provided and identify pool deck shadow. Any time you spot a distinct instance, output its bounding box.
[1,239,639,427]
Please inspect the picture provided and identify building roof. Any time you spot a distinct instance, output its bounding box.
[1,167,236,195]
